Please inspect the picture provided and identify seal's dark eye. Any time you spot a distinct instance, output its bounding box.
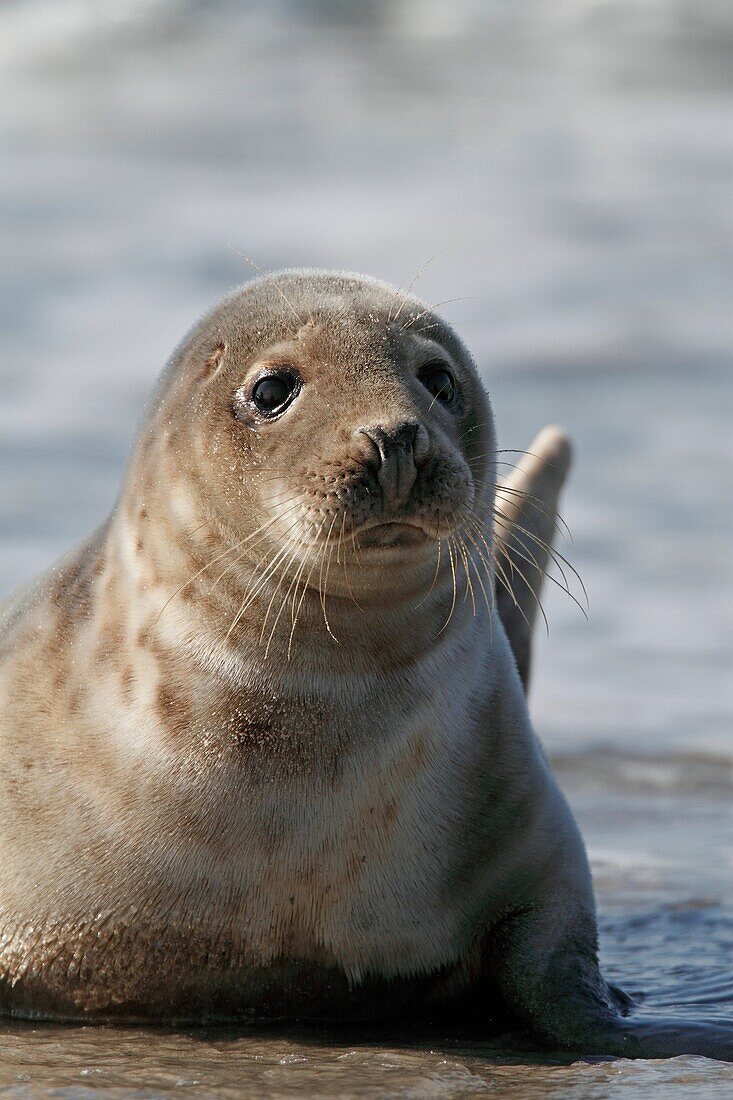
[418,362,457,407]
[250,371,299,417]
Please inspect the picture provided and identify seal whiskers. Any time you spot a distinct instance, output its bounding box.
[435,537,459,637]
[287,517,330,661]
[153,497,304,630]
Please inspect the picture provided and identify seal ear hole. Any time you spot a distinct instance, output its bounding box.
[200,341,227,385]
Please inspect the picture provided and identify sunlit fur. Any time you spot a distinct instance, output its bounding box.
[139,272,500,663]
[0,272,609,1043]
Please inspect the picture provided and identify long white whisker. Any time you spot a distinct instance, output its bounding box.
[435,538,458,637]
[287,517,329,661]
[389,250,445,324]
[263,545,311,660]
[319,514,340,643]
[154,500,303,630]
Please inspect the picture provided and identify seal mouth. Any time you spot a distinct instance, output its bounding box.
[353,521,433,550]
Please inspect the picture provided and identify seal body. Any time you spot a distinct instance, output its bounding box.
[0,272,634,1050]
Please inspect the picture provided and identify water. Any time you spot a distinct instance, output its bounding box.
[1,1023,731,1097]
[0,0,731,1092]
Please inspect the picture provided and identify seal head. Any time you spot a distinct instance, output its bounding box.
[131,270,496,627]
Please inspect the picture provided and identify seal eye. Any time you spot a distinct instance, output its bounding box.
[250,371,299,417]
[418,362,457,408]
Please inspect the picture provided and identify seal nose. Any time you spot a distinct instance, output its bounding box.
[357,420,428,510]
[362,421,418,464]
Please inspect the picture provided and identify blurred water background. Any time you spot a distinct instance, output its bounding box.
[0,0,732,1093]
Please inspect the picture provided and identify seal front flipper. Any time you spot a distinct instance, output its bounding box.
[486,895,623,1048]
[493,426,573,691]
[486,897,733,1060]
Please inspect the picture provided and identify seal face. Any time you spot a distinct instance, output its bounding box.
[156,273,493,627]
[0,271,633,1053]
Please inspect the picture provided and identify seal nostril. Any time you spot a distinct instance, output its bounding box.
[358,421,422,468]
[357,427,385,472]
[392,421,420,450]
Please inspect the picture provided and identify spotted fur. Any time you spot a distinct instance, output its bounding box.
[0,272,602,1040]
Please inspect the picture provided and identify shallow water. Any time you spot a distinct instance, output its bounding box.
[2,1023,733,1098]
[0,0,732,1093]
